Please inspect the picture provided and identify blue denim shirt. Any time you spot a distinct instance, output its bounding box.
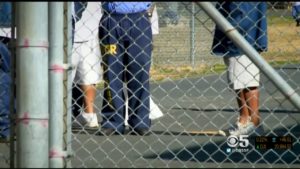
[212,2,268,57]
[102,2,152,14]
[0,2,12,27]
[292,4,300,19]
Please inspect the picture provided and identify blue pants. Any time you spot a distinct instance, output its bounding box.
[0,41,11,138]
[0,70,10,138]
[99,12,152,132]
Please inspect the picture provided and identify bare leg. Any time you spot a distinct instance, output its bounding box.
[81,84,97,114]
[244,87,260,126]
[236,89,250,125]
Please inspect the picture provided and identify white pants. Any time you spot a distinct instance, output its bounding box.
[223,54,260,90]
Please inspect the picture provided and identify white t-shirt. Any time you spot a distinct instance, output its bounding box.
[73,2,103,42]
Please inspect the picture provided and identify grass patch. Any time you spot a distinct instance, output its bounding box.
[150,64,213,82]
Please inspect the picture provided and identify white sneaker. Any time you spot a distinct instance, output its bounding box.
[229,121,255,136]
[229,116,265,136]
[73,113,99,129]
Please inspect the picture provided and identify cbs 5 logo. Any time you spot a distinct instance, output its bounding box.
[227,135,249,148]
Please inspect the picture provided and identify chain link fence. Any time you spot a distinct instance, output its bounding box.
[0,1,300,168]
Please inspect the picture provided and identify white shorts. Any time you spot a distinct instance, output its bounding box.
[72,37,103,85]
[223,54,260,90]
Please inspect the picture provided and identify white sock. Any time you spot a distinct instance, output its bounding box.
[82,112,95,121]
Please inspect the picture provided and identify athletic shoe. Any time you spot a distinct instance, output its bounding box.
[229,121,256,136]
[0,133,9,143]
[131,128,151,136]
[229,121,265,136]
[73,113,99,129]
[100,128,124,136]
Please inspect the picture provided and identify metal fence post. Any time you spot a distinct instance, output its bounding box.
[190,2,196,69]
[49,2,66,168]
[63,2,74,168]
[15,2,49,167]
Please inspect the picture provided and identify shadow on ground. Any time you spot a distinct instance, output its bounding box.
[172,107,300,114]
[143,124,300,165]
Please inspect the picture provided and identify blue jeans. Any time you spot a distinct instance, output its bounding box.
[0,41,11,138]
[0,69,11,138]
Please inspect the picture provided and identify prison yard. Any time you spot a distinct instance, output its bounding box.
[75,4,300,168]
[1,2,300,168]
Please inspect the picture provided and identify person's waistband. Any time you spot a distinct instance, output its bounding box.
[102,10,148,16]
[102,2,151,14]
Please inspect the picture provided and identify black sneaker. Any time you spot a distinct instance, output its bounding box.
[0,135,9,143]
[100,128,124,136]
[131,128,151,136]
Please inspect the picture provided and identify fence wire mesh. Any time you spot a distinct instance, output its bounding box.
[0,1,300,168]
